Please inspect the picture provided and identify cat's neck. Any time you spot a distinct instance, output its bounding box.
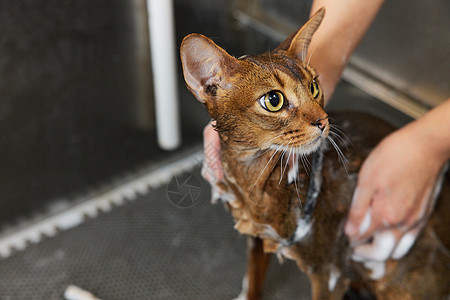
[219,133,288,194]
[218,130,307,240]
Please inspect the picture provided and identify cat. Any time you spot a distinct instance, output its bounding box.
[180,7,450,300]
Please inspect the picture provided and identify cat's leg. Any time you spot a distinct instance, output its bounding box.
[234,236,271,300]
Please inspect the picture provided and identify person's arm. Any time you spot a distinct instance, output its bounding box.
[309,0,384,104]
[345,99,450,261]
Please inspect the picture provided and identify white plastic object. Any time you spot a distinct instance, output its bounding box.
[146,0,181,150]
[64,285,101,300]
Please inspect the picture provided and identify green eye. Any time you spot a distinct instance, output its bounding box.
[310,80,320,99]
[259,91,284,112]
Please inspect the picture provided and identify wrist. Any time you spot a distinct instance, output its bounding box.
[403,116,450,166]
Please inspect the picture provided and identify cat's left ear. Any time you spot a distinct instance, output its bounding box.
[275,7,325,61]
[180,33,241,103]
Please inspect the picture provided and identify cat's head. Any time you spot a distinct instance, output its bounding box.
[181,8,328,155]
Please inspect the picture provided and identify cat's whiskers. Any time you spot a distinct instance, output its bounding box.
[280,148,286,180]
[293,159,304,213]
[327,122,350,171]
[283,137,321,156]
[262,133,285,149]
[297,145,311,175]
[329,131,348,150]
[279,138,294,185]
[327,134,349,175]
[236,134,285,163]
[271,135,321,174]
[250,143,284,192]
[244,134,285,161]
[329,126,351,150]
[253,147,275,158]
[285,147,304,212]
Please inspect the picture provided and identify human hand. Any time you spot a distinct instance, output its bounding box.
[345,124,447,262]
[201,122,224,198]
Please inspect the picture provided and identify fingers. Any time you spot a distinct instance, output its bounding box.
[345,186,375,240]
[391,226,420,259]
[352,227,403,262]
[347,190,427,263]
[352,225,421,262]
[202,122,224,184]
[347,186,429,262]
[346,187,423,262]
[345,183,420,263]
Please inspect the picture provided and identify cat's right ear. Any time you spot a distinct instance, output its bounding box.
[275,7,325,61]
[180,34,239,103]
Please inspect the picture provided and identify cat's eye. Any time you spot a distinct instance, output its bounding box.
[310,80,320,99]
[259,91,284,112]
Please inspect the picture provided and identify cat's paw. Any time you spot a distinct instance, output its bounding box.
[232,291,248,300]
[232,275,249,300]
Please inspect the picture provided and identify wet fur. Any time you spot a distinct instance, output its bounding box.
[180,8,450,300]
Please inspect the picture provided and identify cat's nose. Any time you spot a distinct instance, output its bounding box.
[311,117,328,131]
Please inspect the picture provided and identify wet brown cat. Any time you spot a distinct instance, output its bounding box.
[180,8,450,300]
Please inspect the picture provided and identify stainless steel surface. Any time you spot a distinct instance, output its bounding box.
[233,0,450,112]
[353,0,450,107]
[342,66,429,119]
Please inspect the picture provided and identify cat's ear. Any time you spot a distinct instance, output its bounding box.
[275,7,325,61]
[180,34,240,103]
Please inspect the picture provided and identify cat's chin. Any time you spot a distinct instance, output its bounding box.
[270,136,324,156]
[295,137,324,155]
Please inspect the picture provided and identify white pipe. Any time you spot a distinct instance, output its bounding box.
[147,0,181,150]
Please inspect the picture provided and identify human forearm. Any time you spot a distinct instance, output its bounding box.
[309,0,385,104]
[404,99,450,164]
